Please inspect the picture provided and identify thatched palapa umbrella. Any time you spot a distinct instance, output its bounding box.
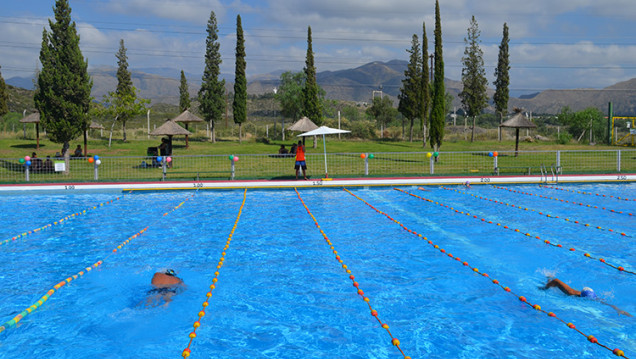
[287,116,318,146]
[20,112,41,149]
[172,110,203,149]
[149,119,192,155]
[500,108,537,157]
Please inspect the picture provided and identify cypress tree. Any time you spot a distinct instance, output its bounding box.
[429,0,445,152]
[420,22,430,147]
[179,70,191,112]
[232,14,247,143]
[494,23,510,142]
[199,10,225,143]
[0,65,8,116]
[398,34,421,142]
[35,0,92,163]
[459,15,488,143]
[302,26,322,126]
[115,39,133,141]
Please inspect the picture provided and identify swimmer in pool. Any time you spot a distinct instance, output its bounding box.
[541,278,632,316]
[145,269,185,307]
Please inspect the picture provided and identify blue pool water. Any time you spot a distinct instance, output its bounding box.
[0,184,634,358]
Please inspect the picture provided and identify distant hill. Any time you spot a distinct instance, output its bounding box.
[6,61,636,115]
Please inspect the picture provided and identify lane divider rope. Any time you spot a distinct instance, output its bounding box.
[493,185,633,217]
[182,189,247,359]
[343,187,629,358]
[1,192,131,247]
[439,186,630,238]
[540,184,635,202]
[0,191,196,334]
[396,188,634,275]
[294,188,410,359]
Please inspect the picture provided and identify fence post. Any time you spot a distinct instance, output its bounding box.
[162,159,167,181]
[25,165,30,182]
[556,150,561,172]
[617,150,621,172]
[365,153,369,176]
[429,155,434,175]
[231,157,235,180]
[494,156,498,174]
[94,162,98,181]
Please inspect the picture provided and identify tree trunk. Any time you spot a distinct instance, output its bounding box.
[498,112,503,142]
[313,135,317,149]
[63,142,70,175]
[471,116,476,142]
[422,124,427,147]
[409,118,414,142]
[209,120,216,143]
[239,123,242,143]
[83,129,87,157]
[122,120,127,142]
[515,128,520,157]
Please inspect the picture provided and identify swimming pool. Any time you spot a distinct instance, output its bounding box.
[0,184,634,358]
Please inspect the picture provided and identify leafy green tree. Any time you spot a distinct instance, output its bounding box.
[275,71,305,122]
[398,34,421,142]
[367,96,396,133]
[459,15,488,143]
[35,0,92,165]
[114,39,135,141]
[232,14,247,143]
[558,107,606,143]
[199,10,225,143]
[494,23,510,142]
[429,0,445,152]
[100,87,149,147]
[302,26,322,126]
[179,70,191,112]
[420,22,431,147]
[0,65,8,116]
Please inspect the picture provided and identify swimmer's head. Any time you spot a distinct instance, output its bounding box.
[165,269,176,277]
[580,287,596,299]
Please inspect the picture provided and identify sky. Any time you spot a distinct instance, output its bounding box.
[1,0,636,96]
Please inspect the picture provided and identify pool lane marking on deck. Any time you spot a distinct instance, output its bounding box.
[0,191,197,334]
[540,184,636,202]
[1,192,131,247]
[439,186,631,238]
[343,188,630,359]
[397,188,635,276]
[493,186,634,217]
[293,188,411,359]
[182,189,247,359]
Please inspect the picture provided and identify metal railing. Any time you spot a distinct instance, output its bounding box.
[1,149,634,184]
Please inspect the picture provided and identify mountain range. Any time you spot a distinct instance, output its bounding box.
[7,60,636,115]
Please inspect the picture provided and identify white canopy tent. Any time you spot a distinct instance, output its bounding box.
[298,126,350,178]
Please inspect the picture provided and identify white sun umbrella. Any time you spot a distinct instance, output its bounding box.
[297,126,350,178]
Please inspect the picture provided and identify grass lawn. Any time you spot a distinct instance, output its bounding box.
[0,133,621,159]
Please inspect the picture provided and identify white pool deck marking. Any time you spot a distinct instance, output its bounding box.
[0,173,633,193]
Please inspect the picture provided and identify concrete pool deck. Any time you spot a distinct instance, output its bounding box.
[0,173,633,193]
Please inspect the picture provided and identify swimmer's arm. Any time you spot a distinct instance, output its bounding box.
[600,301,633,317]
[542,278,580,296]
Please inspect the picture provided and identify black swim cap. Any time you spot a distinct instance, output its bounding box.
[165,269,176,276]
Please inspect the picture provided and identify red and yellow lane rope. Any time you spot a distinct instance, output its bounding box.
[1,193,130,247]
[294,188,410,359]
[343,188,630,358]
[0,192,195,334]
[440,186,630,238]
[493,185,634,217]
[540,184,635,202]
[398,188,634,275]
[182,189,247,358]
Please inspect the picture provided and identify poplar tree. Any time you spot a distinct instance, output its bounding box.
[35,0,92,164]
[494,23,510,142]
[232,14,247,143]
[115,39,133,141]
[398,34,421,142]
[459,15,488,143]
[420,22,430,147]
[302,26,322,126]
[0,65,8,116]
[429,0,445,152]
[199,10,225,143]
[179,70,191,112]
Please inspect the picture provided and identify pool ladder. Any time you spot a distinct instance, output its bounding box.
[540,164,559,184]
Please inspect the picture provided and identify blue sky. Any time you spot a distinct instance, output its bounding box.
[1,0,635,96]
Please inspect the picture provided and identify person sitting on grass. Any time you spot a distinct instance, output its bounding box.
[541,277,632,316]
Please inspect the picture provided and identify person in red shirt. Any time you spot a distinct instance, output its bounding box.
[294,140,308,180]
